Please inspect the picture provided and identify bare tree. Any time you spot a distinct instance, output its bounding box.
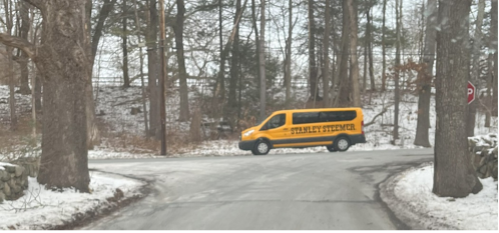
[381,0,387,92]
[393,0,402,142]
[283,0,293,108]
[347,0,360,107]
[259,0,266,121]
[433,0,482,197]
[122,0,130,88]
[16,0,31,95]
[0,0,91,192]
[146,0,161,138]
[322,0,331,106]
[175,0,190,122]
[414,0,437,148]
[2,0,17,131]
[492,0,498,116]
[308,0,319,104]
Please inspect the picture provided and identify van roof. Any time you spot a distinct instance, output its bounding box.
[272,107,363,114]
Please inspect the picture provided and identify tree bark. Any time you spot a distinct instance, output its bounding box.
[381,0,387,92]
[347,0,360,107]
[259,0,266,121]
[492,0,498,116]
[0,0,92,192]
[322,0,331,106]
[147,0,161,138]
[414,0,437,148]
[284,0,292,109]
[308,0,319,103]
[337,0,351,107]
[18,0,31,95]
[393,0,402,141]
[367,9,375,91]
[228,0,241,124]
[175,0,190,121]
[122,0,130,88]
[433,0,482,197]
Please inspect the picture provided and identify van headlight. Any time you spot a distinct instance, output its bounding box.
[243,129,255,137]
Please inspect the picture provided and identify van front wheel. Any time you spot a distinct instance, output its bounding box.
[252,139,270,155]
[334,137,350,152]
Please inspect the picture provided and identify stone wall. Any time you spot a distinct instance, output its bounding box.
[468,134,498,180]
[0,163,28,203]
[0,157,39,203]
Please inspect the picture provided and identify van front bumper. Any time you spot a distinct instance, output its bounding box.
[239,140,256,150]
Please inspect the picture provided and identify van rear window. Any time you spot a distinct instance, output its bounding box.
[292,111,357,124]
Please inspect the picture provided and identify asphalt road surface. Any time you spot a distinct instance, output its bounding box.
[82,148,433,230]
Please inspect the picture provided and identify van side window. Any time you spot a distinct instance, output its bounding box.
[319,111,357,122]
[292,112,319,124]
[261,114,286,130]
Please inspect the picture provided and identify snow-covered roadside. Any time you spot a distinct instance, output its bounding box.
[380,163,498,230]
[0,171,147,230]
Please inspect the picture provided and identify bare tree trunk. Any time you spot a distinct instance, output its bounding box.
[381,0,387,92]
[367,9,375,91]
[132,0,149,136]
[8,47,17,131]
[393,0,401,142]
[284,0,292,109]
[175,0,189,121]
[433,0,482,197]
[322,0,331,106]
[259,0,266,121]
[492,0,498,116]
[414,0,436,148]
[147,0,161,138]
[337,0,351,107]
[122,0,130,88]
[347,0,360,107]
[18,0,31,95]
[308,0,319,102]
[228,0,242,124]
[467,0,485,137]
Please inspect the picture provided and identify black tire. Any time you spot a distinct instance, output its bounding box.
[251,139,271,155]
[333,136,350,152]
[326,145,337,152]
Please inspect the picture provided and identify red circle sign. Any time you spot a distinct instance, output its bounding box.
[468,81,475,104]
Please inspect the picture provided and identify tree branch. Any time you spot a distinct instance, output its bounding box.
[23,0,44,10]
[0,33,35,58]
[364,103,394,127]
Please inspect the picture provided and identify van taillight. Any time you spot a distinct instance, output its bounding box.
[361,121,364,134]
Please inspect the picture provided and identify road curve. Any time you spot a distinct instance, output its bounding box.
[82,148,433,230]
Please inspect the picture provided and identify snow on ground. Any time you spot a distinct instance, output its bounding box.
[392,163,498,230]
[0,171,145,230]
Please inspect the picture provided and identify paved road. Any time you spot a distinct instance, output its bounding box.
[82,149,433,230]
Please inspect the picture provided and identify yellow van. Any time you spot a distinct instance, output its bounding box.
[239,108,366,155]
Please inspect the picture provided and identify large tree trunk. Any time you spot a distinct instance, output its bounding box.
[147,0,161,138]
[433,0,482,197]
[492,0,498,116]
[414,0,437,148]
[347,0,360,107]
[8,47,17,131]
[18,0,31,95]
[0,0,92,192]
[175,0,190,122]
[467,0,485,137]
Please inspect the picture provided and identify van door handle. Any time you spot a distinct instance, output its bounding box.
[283,128,288,130]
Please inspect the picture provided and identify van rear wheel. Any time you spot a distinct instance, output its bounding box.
[252,139,270,155]
[334,136,350,152]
